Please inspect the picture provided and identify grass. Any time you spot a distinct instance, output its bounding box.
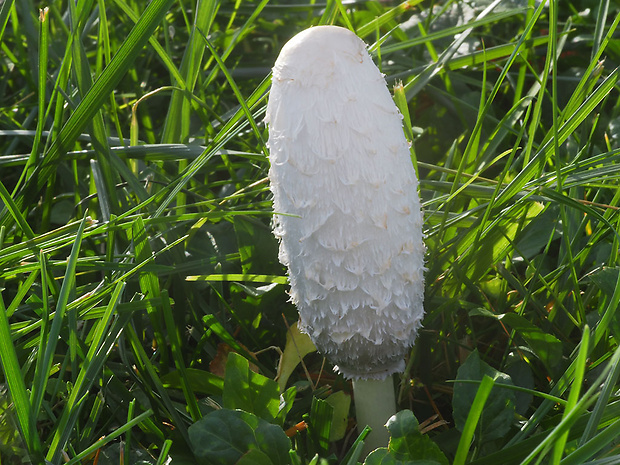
[1,0,620,464]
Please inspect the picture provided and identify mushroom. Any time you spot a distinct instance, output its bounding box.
[266,26,425,452]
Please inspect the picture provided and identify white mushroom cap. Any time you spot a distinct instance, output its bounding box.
[266,26,426,380]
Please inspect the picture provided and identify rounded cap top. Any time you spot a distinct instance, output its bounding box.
[273,26,367,85]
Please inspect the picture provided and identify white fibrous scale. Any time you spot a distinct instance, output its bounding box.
[266,26,426,380]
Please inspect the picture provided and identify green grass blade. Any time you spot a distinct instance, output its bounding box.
[155,439,173,465]
[161,289,202,421]
[2,0,176,228]
[591,0,610,60]
[125,323,191,445]
[63,408,154,465]
[580,346,620,445]
[357,0,425,39]
[404,1,547,99]
[378,8,528,54]
[0,179,35,239]
[0,292,44,463]
[454,375,495,465]
[112,0,185,86]
[518,358,616,465]
[186,273,288,284]
[552,326,590,464]
[161,0,217,144]
[0,0,15,43]
[496,67,620,209]
[132,216,168,367]
[29,252,49,416]
[5,267,39,318]
[23,7,49,181]
[152,75,271,219]
[469,402,620,465]
[33,215,88,434]
[46,280,127,462]
[562,418,620,465]
[200,34,267,157]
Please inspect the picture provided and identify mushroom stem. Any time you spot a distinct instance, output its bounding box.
[353,376,396,455]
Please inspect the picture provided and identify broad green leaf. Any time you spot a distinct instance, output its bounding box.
[513,207,560,259]
[386,410,449,465]
[364,449,396,465]
[223,352,281,424]
[453,350,516,442]
[236,449,277,465]
[188,409,291,465]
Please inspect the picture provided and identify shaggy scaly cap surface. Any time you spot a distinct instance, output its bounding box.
[266,26,425,380]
